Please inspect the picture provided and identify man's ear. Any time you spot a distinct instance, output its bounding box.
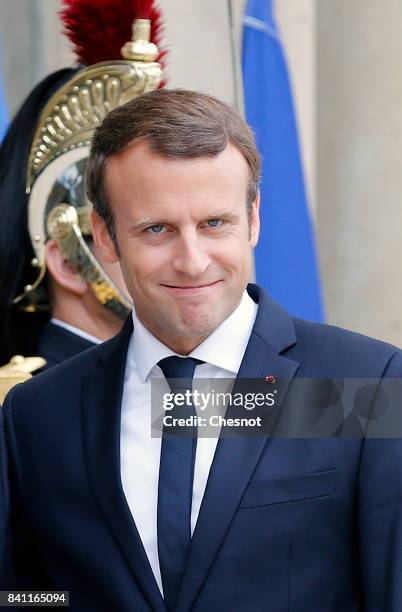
[45,240,87,295]
[91,211,119,264]
[249,189,260,248]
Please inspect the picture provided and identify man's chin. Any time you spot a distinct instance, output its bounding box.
[156,308,215,344]
[175,319,215,341]
[175,294,243,339]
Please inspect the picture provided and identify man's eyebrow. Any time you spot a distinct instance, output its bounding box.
[129,218,166,230]
[205,210,240,221]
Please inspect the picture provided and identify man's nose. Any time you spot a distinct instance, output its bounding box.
[171,231,211,277]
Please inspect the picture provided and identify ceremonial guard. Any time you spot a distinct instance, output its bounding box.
[0,0,164,370]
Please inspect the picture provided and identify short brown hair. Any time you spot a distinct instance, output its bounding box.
[86,88,261,242]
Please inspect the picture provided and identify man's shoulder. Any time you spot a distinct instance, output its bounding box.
[290,316,402,377]
[293,316,399,354]
[250,284,402,376]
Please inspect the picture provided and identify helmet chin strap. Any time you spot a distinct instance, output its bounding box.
[47,204,132,320]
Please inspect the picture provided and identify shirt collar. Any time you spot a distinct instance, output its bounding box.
[50,318,102,345]
[130,290,258,382]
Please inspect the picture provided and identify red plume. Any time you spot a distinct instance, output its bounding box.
[60,0,166,71]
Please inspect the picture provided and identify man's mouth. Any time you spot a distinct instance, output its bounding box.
[160,280,223,295]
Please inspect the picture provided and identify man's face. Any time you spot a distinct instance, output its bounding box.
[93,141,260,354]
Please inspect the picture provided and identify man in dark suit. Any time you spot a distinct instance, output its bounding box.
[2,89,402,611]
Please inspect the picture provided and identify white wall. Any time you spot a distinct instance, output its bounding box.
[317,0,402,344]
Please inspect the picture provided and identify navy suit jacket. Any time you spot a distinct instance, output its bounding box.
[2,284,402,611]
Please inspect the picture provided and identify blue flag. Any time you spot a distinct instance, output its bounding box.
[0,36,8,143]
[242,0,324,321]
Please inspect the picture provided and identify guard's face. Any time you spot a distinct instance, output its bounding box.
[93,141,260,354]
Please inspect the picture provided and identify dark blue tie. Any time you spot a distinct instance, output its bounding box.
[157,356,201,611]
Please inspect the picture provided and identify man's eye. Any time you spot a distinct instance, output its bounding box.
[207,219,223,227]
[146,225,166,234]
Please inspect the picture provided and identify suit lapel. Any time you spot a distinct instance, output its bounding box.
[81,317,166,612]
[176,286,300,612]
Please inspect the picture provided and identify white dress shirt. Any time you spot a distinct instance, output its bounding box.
[120,291,257,593]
